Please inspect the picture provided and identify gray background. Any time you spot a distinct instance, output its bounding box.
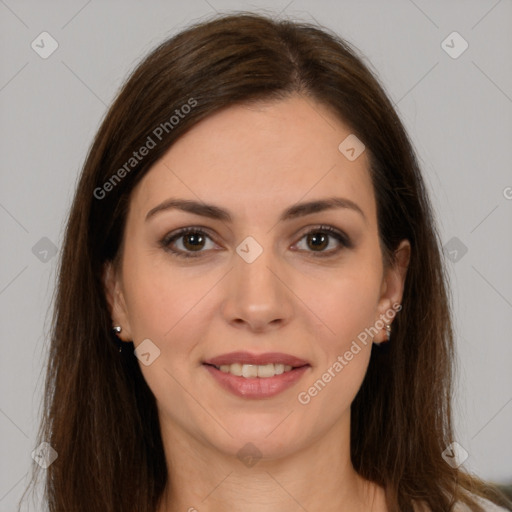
[1,0,511,510]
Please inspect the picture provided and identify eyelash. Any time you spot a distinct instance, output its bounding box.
[159,225,352,259]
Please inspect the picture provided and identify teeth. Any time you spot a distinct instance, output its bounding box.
[218,363,293,378]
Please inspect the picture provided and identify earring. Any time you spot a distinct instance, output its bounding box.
[112,326,122,353]
[374,323,392,347]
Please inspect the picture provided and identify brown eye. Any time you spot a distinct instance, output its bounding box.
[160,228,216,258]
[181,232,206,251]
[305,232,329,251]
[294,226,351,256]
[161,225,352,259]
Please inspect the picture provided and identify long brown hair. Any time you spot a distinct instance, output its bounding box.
[20,12,511,512]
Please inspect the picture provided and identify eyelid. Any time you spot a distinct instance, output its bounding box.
[291,224,352,255]
[160,224,352,258]
[159,226,220,257]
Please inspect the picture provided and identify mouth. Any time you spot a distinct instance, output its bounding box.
[202,352,311,399]
[203,362,309,378]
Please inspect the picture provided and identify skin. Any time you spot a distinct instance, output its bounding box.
[104,94,410,512]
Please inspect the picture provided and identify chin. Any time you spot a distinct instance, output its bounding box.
[202,417,307,463]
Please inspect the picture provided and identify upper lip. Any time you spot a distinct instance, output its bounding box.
[203,351,310,368]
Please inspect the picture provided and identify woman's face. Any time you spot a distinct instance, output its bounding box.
[104,94,409,460]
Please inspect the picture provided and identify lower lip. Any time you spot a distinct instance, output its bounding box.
[203,364,310,399]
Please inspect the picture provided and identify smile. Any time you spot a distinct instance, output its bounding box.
[203,363,310,399]
[214,362,294,378]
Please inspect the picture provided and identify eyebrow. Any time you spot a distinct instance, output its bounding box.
[145,197,367,224]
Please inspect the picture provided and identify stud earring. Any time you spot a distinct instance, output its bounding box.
[112,326,122,353]
[374,323,392,347]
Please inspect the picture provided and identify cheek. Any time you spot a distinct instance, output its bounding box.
[295,262,381,404]
[296,282,377,417]
[121,248,215,344]
[304,264,382,348]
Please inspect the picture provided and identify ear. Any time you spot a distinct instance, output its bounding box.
[374,239,411,343]
[102,261,133,342]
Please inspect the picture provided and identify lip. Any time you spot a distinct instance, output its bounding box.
[203,351,310,367]
[203,364,310,399]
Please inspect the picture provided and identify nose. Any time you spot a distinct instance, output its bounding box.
[221,243,294,333]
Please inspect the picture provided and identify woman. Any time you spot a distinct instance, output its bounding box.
[21,12,511,512]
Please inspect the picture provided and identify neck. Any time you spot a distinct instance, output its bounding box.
[156,414,385,512]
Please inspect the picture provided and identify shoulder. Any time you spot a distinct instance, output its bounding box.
[453,494,509,512]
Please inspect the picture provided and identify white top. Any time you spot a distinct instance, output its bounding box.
[454,495,510,511]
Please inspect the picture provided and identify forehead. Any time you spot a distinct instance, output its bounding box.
[130,95,376,226]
